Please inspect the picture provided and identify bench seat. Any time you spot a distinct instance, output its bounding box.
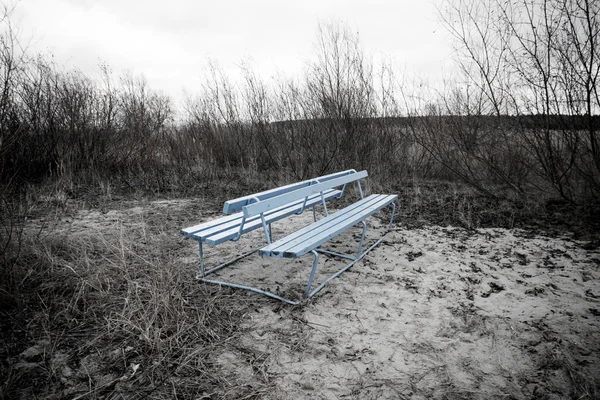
[181,188,342,245]
[259,193,397,258]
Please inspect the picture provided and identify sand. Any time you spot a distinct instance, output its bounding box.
[185,208,600,399]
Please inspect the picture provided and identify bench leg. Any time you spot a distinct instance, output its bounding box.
[388,201,396,230]
[198,278,300,305]
[356,221,367,258]
[308,207,395,299]
[308,238,384,299]
[261,214,271,244]
[303,250,320,299]
[198,241,205,277]
[316,220,367,262]
[201,249,318,305]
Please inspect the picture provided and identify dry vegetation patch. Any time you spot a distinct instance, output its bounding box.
[1,197,272,399]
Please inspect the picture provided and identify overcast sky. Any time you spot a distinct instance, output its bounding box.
[13,0,454,105]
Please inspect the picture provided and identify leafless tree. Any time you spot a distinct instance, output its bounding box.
[436,0,600,201]
[0,2,26,182]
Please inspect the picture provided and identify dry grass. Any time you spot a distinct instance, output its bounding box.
[391,179,600,239]
[0,189,271,399]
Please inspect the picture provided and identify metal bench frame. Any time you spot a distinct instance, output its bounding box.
[189,170,397,305]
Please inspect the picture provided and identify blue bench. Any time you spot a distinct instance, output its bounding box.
[181,170,358,276]
[182,170,397,304]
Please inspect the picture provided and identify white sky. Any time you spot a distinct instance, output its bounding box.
[13,0,454,105]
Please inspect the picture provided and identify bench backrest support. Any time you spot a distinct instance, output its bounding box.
[223,169,357,214]
[243,170,368,219]
[226,170,367,244]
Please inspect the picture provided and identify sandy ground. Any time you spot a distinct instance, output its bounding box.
[180,207,600,399]
[20,198,600,398]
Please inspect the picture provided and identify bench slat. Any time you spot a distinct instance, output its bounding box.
[283,195,396,258]
[260,194,397,258]
[223,170,356,214]
[181,212,245,238]
[259,194,382,252]
[243,171,368,218]
[202,189,341,245]
[261,194,386,256]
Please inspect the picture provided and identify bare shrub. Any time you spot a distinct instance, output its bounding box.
[437,0,600,202]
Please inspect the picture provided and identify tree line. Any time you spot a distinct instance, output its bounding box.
[1,1,598,203]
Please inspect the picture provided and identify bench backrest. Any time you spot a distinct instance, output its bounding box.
[223,169,357,214]
[242,170,368,218]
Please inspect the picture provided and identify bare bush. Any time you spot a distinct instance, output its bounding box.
[437,0,600,202]
[0,3,597,202]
